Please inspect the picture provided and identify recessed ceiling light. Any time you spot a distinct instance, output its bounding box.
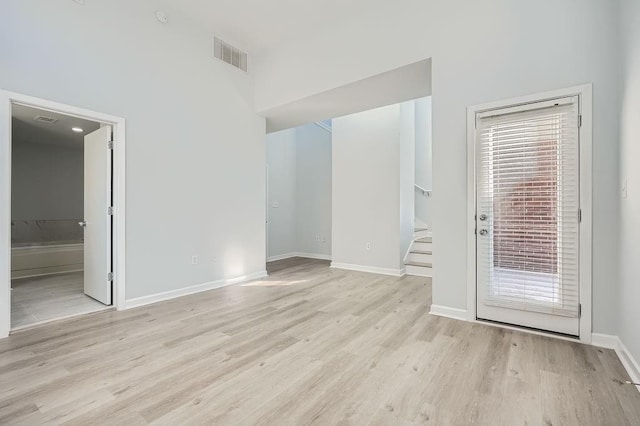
[72,127,84,133]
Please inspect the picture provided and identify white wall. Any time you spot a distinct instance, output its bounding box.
[618,0,640,368]
[414,97,432,227]
[332,104,402,272]
[254,0,620,333]
[266,123,332,260]
[295,124,332,257]
[1,1,266,301]
[12,140,83,221]
[399,102,416,264]
[266,129,297,258]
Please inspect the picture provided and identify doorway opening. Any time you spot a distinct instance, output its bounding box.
[265,121,333,264]
[10,105,112,329]
[0,91,127,337]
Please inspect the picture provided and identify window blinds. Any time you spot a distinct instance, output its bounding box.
[476,97,580,318]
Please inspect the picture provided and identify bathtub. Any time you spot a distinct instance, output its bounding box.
[11,242,84,280]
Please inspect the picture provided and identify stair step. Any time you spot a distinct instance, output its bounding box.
[405,264,432,277]
[410,249,432,255]
[416,237,432,243]
[405,261,432,268]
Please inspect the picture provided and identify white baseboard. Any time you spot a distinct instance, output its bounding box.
[267,253,297,262]
[591,333,619,349]
[124,270,268,310]
[295,252,332,261]
[592,333,640,393]
[267,252,332,262]
[429,304,468,321]
[330,262,404,277]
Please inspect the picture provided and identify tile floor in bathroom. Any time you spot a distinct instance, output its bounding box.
[11,272,111,329]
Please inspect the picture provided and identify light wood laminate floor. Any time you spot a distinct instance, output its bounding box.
[11,272,111,329]
[0,258,639,425]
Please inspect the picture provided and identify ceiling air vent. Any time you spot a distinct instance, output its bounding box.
[34,115,58,124]
[213,37,248,72]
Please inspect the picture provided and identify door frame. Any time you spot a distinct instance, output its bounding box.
[465,84,593,343]
[0,90,127,338]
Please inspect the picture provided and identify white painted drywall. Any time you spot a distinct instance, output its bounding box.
[415,97,432,227]
[332,104,402,271]
[266,123,332,259]
[254,0,621,333]
[0,1,266,300]
[266,128,297,258]
[399,101,416,265]
[295,124,332,257]
[12,140,83,221]
[618,0,640,369]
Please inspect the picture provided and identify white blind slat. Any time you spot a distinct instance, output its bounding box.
[476,97,580,318]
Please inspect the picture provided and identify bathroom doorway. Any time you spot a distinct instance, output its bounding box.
[10,104,112,329]
[0,91,127,336]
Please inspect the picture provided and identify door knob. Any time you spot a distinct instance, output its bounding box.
[479,214,488,221]
[78,221,87,228]
[479,229,488,236]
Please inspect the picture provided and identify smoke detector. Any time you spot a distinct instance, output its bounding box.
[34,116,58,124]
[156,10,168,24]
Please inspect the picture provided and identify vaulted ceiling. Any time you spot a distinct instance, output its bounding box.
[167,0,378,52]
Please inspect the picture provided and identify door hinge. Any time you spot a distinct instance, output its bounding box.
[108,206,115,216]
[108,140,114,150]
[107,272,114,282]
[578,209,582,223]
[578,115,582,128]
[578,304,582,318]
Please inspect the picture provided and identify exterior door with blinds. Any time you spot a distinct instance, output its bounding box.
[475,96,580,336]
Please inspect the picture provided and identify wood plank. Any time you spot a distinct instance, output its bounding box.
[0,258,636,424]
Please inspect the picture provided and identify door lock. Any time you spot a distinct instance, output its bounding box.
[479,229,488,236]
[479,214,488,221]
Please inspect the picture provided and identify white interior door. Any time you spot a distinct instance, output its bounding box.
[83,126,112,305]
[475,97,580,336]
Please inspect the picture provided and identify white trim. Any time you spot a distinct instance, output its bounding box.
[474,318,585,344]
[267,253,297,262]
[592,334,640,393]
[429,305,467,321]
[466,84,593,343]
[0,90,127,338]
[591,333,619,349]
[294,252,332,261]
[124,270,268,310]
[267,252,332,262]
[617,339,640,391]
[330,262,404,277]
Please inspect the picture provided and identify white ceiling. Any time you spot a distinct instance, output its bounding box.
[167,0,375,52]
[12,104,101,148]
[264,59,432,133]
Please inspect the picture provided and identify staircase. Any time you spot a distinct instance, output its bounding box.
[405,227,432,277]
